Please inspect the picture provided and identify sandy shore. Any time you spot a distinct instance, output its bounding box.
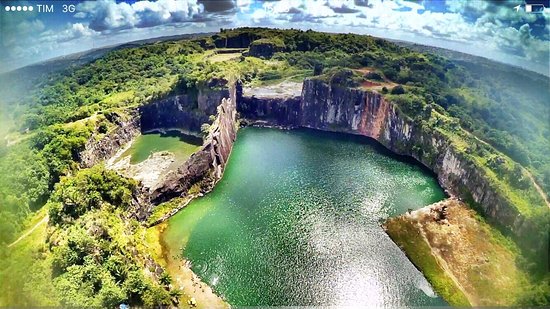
[155,223,229,309]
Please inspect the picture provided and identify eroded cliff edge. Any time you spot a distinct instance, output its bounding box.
[238,78,549,262]
[78,80,239,227]
[150,96,237,203]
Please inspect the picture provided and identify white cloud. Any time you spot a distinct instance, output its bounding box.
[250,8,268,23]
[57,23,98,42]
[16,19,45,35]
[1,0,548,75]
[243,0,548,74]
[77,0,204,32]
[236,0,252,12]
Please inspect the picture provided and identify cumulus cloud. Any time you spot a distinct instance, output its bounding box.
[40,23,99,43]
[15,19,46,35]
[236,0,253,12]
[1,0,548,75]
[242,0,549,73]
[76,0,205,32]
[258,0,337,23]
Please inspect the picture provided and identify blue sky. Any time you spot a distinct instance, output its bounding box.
[0,0,549,75]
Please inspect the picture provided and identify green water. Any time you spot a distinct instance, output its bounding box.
[121,130,202,164]
[164,127,448,306]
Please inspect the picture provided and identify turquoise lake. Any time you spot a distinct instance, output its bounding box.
[163,127,448,306]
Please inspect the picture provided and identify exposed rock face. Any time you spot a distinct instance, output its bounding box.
[248,42,284,58]
[151,87,238,205]
[198,87,230,116]
[80,110,140,168]
[238,81,302,126]
[198,78,230,115]
[212,32,257,48]
[81,85,227,168]
[140,95,207,133]
[141,82,229,132]
[80,82,236,222]
[238,78,548,260]
[239,96,301,126]
[109,151,177,190]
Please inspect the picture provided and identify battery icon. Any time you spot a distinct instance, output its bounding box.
[525,4,545,13]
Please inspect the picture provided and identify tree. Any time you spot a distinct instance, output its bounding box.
[391,85,405,95]
[313,62,324,76]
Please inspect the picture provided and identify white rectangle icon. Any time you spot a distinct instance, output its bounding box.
[525,3,545,13]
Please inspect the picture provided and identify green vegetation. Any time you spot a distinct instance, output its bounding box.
[0,142,50,243]
[0,208,57,306]
[1,166,178,307]
[251,37,286,48]
[385,217,470,306]
[147,197,185,227]
[385,202,548,307]
[391,85,406,95]
[0,27,548,306]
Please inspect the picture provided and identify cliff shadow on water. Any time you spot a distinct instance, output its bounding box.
[298,127,445,188]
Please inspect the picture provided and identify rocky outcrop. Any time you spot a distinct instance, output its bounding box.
[140,81,229,132]
[151,88,238,205]
[80,85,226,168]
[198,87,229,116]
[80,110,140,168]
[238,95,301,126]
[384,198,526,306]
[212,32,258,48]
[139,95,207,133]
[237,78,548,261]
[238,81,303,126]
[249,41,284,58]
[79,80,236,224]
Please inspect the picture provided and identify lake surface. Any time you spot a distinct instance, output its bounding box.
[120,130,202,164]
[163,127,448,307]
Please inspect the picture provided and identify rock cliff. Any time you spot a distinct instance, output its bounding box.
[248,41,284,58]
[212,32,257,48]
[80,110,141,168]
[140,94,212,133]
[79,82,236,222]
[238,95,301,126]
[238,78,547,260]
[151,86,238,205]
[80,85,227,168]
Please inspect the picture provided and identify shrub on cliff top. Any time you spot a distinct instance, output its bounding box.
[250,37,286,48]
[320,67,364,87]
[391,85,406,95]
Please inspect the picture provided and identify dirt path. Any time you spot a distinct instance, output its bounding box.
[7,215,48,248]
[525,171,550,209]
[463,128,550,208]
